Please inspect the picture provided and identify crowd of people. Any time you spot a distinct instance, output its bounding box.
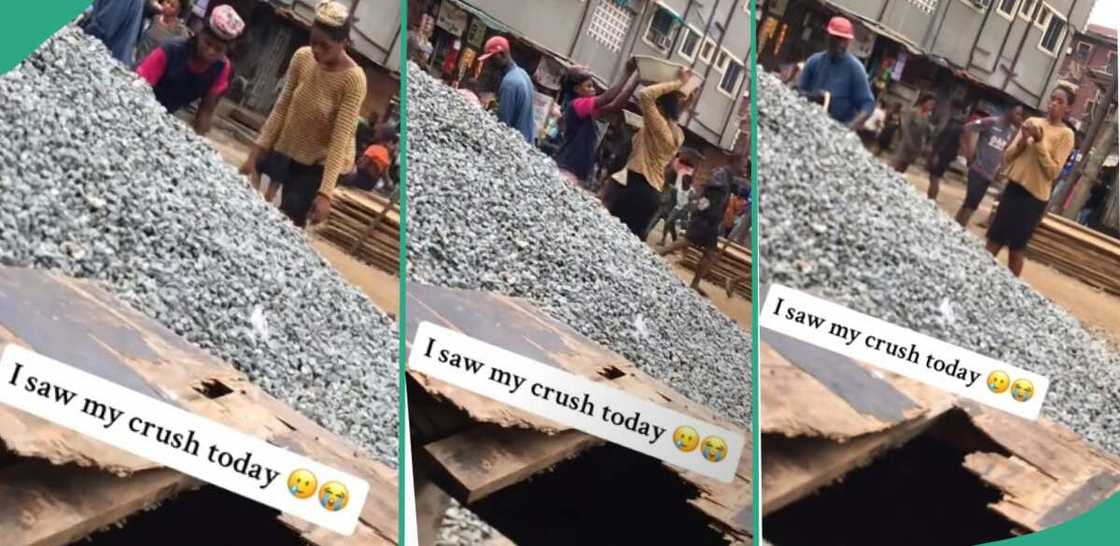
[412,31,751,297]
[81,0,398,229]
[790,15,1094,278]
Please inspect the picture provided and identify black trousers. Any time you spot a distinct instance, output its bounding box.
[279,161,325,228]
[608,170,661,239]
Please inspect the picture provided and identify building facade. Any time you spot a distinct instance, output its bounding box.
[759,0,1095,114]
[1057,23,1117,129]
[414,0,750,154]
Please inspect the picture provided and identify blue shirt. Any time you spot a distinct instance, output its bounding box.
[83,0,144,65]
[497,64,536,143]
[797,51,875,124]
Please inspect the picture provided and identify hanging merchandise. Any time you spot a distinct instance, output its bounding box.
[437,1,470,36]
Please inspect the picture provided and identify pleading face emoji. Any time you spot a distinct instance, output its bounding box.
[287,469,317,499]
[319,481,349,512]
[987,371,1010,394]
[673,426,700,452]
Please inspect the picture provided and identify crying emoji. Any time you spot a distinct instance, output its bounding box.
[287,469,317,499]
[673,426,700,452]
[1010,379,1035,402]
[319,481,349,512]
[701,436,728,462]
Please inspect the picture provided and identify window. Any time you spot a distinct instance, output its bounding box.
[1074,42,1092,62]
[715,49,731,73]
[908,0,939,14]
[1034,3,1053,29]
[1107,51,1117,74]
[1019,0,1039,20]
[643,6,683,53]
[587,1,633,53]
[1038,8,1066,56]
[678,27,702,61]
[699,38,717,63]
[961,0,992,12]
[995,0,1019,18]
[719,60,745,96]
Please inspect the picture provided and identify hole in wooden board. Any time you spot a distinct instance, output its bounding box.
[464,443,731,546]
[76,485,306,546]
[598,366,626,380]
[195,378,234,399]
[763,410,1019,546]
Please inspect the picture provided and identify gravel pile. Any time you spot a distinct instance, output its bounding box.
[435,499,500,546]
[0,27,398,466]
[757,72,1120,453]
[406,66,750,429]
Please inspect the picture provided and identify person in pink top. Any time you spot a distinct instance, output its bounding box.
[554,59,641,187]
[135,4,244,135]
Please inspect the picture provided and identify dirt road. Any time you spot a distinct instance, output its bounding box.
[903,167,1120,345]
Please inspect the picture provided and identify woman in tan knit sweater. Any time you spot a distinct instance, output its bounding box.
[985,87,1075,277]
[240,1,367,227]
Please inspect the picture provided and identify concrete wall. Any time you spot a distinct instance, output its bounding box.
[289,0,403,69]
[466,0,591,55]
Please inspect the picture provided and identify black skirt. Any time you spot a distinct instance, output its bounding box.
[279,161,325,228]
[608,170,661,238]
[987,181,1047,250]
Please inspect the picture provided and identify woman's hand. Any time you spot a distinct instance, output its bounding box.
[308,194,332,224]
[240,149,260,176]
[678,65,693,84]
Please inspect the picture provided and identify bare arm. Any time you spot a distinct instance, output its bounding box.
[595,59,639,109]
[595,71,640,117]
[193,93,221,136]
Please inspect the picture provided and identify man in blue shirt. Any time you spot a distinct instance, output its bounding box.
[81,0,145,65]
[796,16,875,130]
[480,36,536,143]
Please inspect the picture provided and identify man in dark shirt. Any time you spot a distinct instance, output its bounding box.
[955,105,1024,226]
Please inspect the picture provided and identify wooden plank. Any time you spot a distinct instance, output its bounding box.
[760,342,901,439]
[761,408,950,516]
[1037,472,1120,529]
[423,427,602,503]
[0,461,199,546]
[764,331,918,424]
[0,268,399,544]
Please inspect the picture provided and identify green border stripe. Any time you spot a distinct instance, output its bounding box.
[397,1,409,544]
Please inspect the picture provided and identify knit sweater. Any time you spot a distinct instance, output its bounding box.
[1002,117,1075,202]
[257,47,367,196]
[625,80,685,192]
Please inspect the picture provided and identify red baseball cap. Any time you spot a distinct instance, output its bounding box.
[826,16,855,40]
[478,36,510,61]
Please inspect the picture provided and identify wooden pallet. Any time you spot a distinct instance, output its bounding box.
[0,267,398,545]
[759,331,1120,533]
[1025,213,1120,296]
[317,188,401,276]
[679,238,751,299]
[405,284,752,544]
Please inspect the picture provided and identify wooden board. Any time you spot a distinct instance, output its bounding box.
[423,427,603,503]
[0,267,398,545]
[960,404,1120,532]
[406,284,751,539]
[759,333,1120,532]
[679,239,750,299]
[1024,213,1120,295]
[317,188,401,277]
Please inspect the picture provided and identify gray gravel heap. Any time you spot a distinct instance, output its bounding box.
[757,72,1120,453]
[0,27,398,466]
[407,66,750,429]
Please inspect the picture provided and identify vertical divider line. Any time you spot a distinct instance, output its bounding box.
[749,0,762,542]
[397,0,410,544]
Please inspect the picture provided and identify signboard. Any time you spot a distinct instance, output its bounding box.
[437,1,469,36]
[466,18,488,48]
[533,91,556,139]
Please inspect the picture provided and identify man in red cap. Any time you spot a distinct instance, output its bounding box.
[479,36,536,142]
[795,16,875,130]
